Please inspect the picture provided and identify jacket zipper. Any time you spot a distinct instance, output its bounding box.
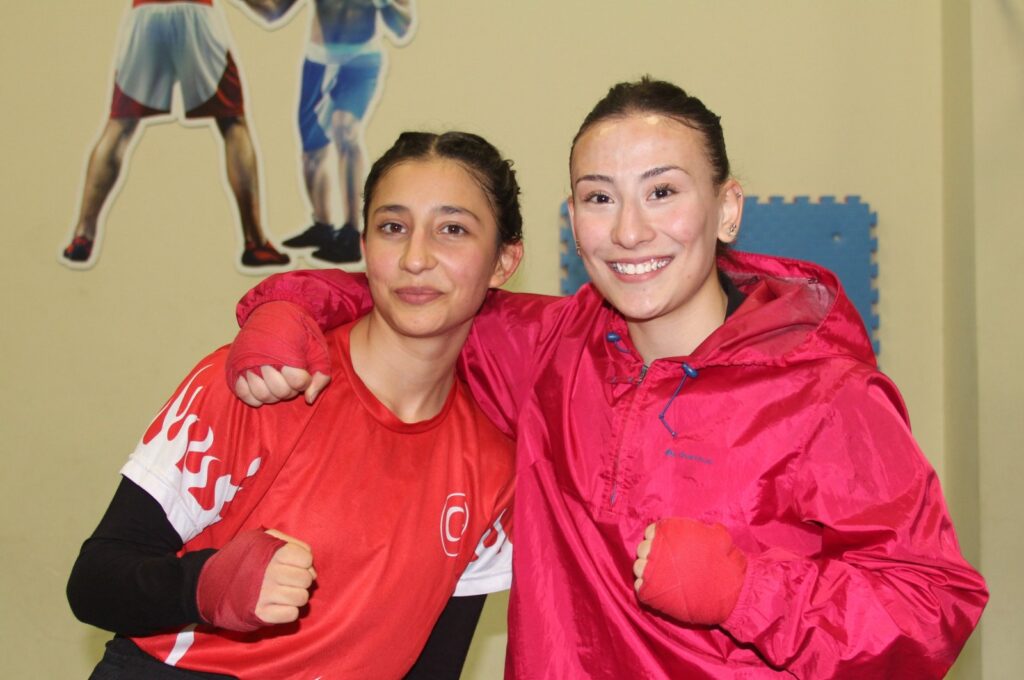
[609,363,649,506]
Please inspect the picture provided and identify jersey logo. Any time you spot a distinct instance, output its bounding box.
[441,492,469,557]
[134,364,261,541]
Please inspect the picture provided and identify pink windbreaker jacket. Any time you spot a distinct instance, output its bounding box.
[238,250,987,679]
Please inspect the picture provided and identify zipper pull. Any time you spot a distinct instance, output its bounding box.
[606,331,630,354]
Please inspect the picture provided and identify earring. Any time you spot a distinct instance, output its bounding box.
[729,224,738,234]
[575,240,581,255]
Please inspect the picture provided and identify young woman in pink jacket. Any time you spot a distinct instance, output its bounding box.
[227,78,987,678]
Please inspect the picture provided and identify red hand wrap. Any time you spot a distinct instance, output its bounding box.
[196,529,287,632]
[225,301,331,389]
[637,518,748,626]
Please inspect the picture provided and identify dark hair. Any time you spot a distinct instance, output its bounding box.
[571,77,731,187]
[363,131,523,246]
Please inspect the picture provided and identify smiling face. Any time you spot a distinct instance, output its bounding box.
[568,113,742,358]
[363,157,521,343]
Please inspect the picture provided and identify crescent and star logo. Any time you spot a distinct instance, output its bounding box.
[441,492,469,557]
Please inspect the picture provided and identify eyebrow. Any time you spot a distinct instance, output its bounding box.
[437,205,481,221]
[573,173,612,186]
[574,165,688,186]
[373,204,408,216]
[373,204,481,222]
[641,165,686,180]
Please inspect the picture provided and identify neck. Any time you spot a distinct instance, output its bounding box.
[627,270,728,363]
[348,313,467,423]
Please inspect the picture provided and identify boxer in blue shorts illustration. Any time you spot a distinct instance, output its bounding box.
[246,0,416,264]
[61,0,291,273]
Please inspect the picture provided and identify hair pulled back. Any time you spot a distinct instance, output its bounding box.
[571,77,731,187]
[363,131,523,246]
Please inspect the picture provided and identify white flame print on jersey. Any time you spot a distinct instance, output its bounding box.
[127,364,261,543]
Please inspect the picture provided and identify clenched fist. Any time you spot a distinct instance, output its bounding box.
[198,528,317,632]
[255,529,317,625]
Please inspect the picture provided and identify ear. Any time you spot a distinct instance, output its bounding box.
[716,179,744,245]
[489,241,525,288]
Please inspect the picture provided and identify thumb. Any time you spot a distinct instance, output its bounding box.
[305,371,331,404]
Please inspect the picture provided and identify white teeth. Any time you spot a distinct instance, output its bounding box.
[610,258,669,275]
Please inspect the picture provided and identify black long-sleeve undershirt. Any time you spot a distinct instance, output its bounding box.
[67,477,213,635]
[68,476,487,677]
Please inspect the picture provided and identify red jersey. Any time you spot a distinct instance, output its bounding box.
[122,322,514,679]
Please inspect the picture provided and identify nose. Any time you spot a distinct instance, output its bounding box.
[400,230,437,274]
[610,199,655,249]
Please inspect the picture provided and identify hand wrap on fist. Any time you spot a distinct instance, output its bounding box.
[197,529,315,632]
[226,301,331,405]
[634,518,748,626]
[197,529,286,631]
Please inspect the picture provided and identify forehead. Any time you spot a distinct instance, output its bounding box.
[571,113,711,178]
[373,158,490,208]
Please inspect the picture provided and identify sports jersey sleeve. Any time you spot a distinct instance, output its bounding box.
[453,470,514,597]
[122,354,266,543]
[721,372,988,677]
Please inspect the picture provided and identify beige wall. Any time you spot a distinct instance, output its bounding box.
[971,2,1024,678]
[1,1,1018,677]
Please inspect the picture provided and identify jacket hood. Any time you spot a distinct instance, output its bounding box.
[690,249,876,369]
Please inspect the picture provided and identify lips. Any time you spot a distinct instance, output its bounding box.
[394,286,443,305]
[608,257,672,277]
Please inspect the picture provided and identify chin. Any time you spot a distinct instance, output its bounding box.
[394,321,444,338]
[600,288,659,321]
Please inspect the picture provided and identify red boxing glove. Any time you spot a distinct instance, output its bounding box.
[637,518,748,626]
[225,301,331,389]
[196,529,287,632]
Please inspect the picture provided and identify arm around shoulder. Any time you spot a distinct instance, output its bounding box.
[229,270,373,404]
[236,269,372,331]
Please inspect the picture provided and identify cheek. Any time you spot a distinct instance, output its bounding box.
[572,212,608,251]
[659,206,717,245]
[363,243,400,286]
[440,248,493,288]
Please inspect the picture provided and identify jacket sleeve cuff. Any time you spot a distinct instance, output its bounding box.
[721,548,814,644]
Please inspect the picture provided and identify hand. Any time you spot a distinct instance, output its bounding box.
[197,528,317,631]
[235,365,331,407]
[632,522,656,593]
[632,518,748,626]
[226,301,332,406]
[255,529,317,625]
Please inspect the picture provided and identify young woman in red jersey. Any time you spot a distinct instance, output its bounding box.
[68,131,524,679]
[227,78,986,678]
